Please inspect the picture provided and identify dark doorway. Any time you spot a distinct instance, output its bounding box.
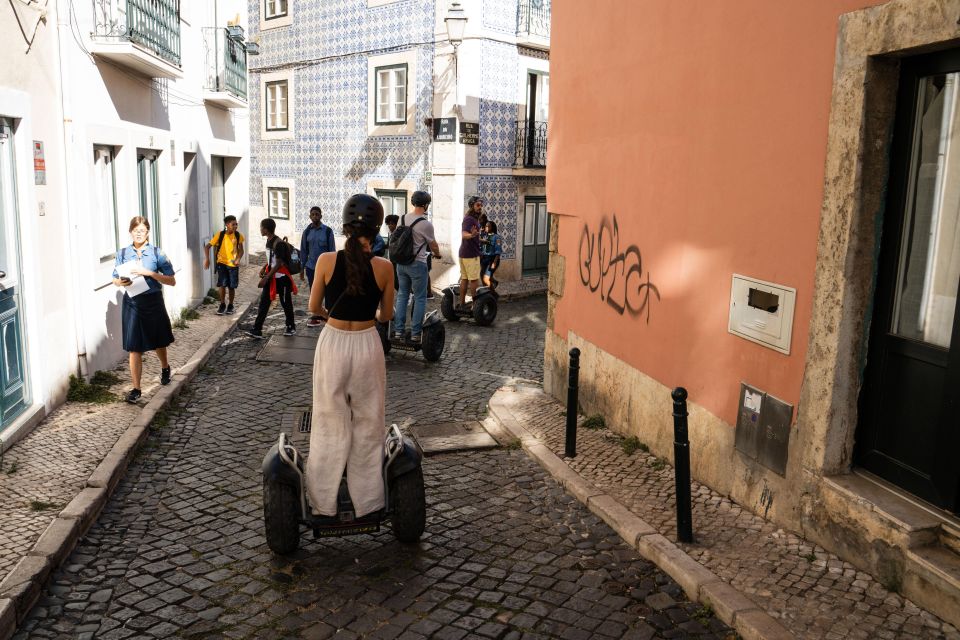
[856,49,960,513]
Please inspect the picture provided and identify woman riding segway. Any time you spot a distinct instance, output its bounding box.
[305,194,396,519]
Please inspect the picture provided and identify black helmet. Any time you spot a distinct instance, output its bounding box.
[411,190,432,207]
[468,195,483,208]
[342,194,384,230]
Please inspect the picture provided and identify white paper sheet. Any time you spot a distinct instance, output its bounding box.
[116,262,152,297]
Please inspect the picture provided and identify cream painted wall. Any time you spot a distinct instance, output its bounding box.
[0,0,249,444]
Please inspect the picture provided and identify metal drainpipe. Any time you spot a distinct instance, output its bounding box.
[54,0,89,379]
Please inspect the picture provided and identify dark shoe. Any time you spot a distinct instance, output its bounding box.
[216,303,226,315]
[410,333,422,345]
[125,388,142,404]
[391,331,403,341]
[306,316,323,327]
[226,304,235,315]
[284,326,296,336]
[160,367,171,386]
[245,328,265,339]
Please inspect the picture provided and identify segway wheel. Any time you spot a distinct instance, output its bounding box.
[263,479,301,555]
[390,467,426,543]
[376,322,392,355]
[421,322,445,362]
[473,296,497,326]
[440,291,458,322]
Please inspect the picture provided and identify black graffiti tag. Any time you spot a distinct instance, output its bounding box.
[578,215,660,322]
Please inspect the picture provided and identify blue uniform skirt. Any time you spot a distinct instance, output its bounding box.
[122,291,174,353]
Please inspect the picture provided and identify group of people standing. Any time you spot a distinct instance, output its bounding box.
[109,191,503,520]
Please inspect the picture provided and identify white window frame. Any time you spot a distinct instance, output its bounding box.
[265,80,289,131]
[267,187,290,220]
[92,145,120,262]
[261,0,293,29]
[261,71,295,140]
[374,64,408,125]
[367,51,417,136]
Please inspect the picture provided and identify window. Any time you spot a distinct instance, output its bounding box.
[268,187,290,219]
[375,64,407,124]
[92,146,119,262]
[376,189,407,239]
[266,80,289,131]
[264,0,288,19]
[137,151,161,247]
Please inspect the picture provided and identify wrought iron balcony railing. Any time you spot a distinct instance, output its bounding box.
[515,119,547,168]
[93,0,181,67]
[203,27,248,100]
[517,0,550,40]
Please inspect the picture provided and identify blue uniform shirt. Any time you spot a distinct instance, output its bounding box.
[300,223,336,270]
[113,243,175,294]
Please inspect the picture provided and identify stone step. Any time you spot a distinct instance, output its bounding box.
[940,521,960,556]
[903,543,960,629]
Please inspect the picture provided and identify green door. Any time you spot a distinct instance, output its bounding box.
[0,117,28,432]
[522,197,549,273]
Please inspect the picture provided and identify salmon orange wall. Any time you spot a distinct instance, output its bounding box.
[549,0,887,426]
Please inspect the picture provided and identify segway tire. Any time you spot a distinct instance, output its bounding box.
[473,296,497,326]
[421,323,445,362]
[263,479,301,555]
[390,467,426,543]
[440,291,458,322]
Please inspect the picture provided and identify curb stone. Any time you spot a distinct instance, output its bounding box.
[3,296,256,637]
[488,387,795,640]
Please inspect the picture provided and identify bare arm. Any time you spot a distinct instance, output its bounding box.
[374,257,395,323]
[429,240,441,257]
[308,253,334,317]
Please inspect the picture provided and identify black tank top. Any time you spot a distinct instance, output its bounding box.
[324,251,382,321]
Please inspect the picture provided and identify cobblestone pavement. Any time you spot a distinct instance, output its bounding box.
[506,394,960,640]
[0,260,263,585]
[17,290,732,639]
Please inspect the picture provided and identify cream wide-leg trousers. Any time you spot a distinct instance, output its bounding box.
[305,325,386,517]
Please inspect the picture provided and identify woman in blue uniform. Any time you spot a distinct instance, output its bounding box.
[112,216,177,403]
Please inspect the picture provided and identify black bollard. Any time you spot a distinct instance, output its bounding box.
[565,348,580,458]
[672,387,693,543]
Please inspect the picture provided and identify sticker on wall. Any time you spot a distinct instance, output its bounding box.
[33,141,46,185]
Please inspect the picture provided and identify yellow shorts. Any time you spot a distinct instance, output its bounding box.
[459,257,481,282]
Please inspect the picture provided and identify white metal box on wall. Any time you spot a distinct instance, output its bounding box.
[728,274,797,355]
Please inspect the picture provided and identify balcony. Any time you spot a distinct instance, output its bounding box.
[515,119,547,169]
[203,27,248,108]
[517,0,550,50]
[91,0,182,80]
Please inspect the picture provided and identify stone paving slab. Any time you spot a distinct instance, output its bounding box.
[409,422,499,454]
[0,256,267,638]
[489,384,960,640]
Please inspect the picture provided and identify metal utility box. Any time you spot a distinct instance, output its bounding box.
[735,382,793,476]
[728,274,797,355]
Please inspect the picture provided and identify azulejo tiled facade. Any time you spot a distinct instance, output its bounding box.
[247,0,548,273]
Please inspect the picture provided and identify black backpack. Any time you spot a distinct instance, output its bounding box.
[388,215,425,266]
[273,237,303,275]
[214,229,242,262]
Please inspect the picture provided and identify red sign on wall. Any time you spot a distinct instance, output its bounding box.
[33,140,46,185]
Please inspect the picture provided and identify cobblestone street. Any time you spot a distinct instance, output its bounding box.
[15,293,730,639]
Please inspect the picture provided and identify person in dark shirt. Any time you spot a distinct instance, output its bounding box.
[458,196,483,308]
[300,206,336,327]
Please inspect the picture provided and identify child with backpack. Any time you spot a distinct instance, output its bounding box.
[203,215,244,315]
[246,218,299,338]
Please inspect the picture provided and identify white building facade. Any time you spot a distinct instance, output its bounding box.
[0,0,250,448]
[246,0,549,284]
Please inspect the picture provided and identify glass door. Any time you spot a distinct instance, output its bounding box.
[522,197,549,274]
[0,117,28,431]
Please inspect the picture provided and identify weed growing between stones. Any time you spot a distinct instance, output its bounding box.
[649,458,667,471]
[174,306,202,329]
[67,373,118,404]
[621,436,649,455]
[152,409,170,430]
[692,604,714,626]
[29,500,61,512]
[803,552,816,563]
[504,438,522,451]
[581,414,606,430]
[207,287,219,299]
[5,461,18,474]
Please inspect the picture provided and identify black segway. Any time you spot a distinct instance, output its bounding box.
[440,284,498,326]
[262,425,426,554]
[376,308,445,362]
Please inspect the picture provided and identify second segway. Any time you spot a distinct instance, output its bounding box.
[376,310,445,362]
[440,284,498,326]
